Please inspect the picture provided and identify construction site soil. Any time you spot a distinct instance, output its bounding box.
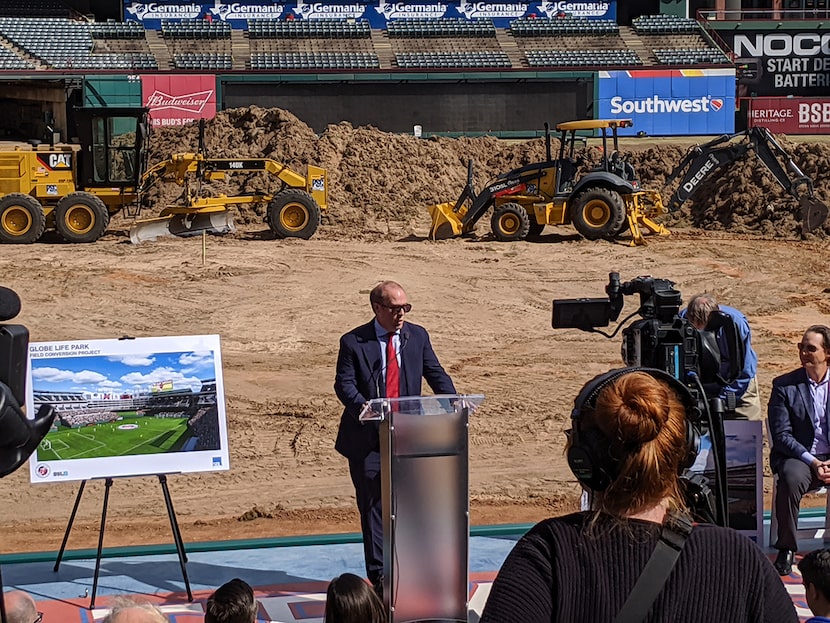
[2,106,830,554]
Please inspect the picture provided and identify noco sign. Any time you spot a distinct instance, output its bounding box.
[722,28,830,96]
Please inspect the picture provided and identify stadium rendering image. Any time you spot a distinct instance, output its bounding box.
[34,379,221,461]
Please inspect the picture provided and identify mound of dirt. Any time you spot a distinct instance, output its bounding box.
[131,106,830,240]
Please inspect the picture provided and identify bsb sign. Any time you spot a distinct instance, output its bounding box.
[747,97,830,134]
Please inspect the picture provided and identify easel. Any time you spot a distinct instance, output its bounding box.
[54,474,193,609]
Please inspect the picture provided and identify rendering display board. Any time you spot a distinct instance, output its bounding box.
[27,335,229,483]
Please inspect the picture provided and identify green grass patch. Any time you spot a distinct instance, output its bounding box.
[37,416,193,460]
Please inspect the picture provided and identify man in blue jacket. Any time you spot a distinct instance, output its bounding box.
[684,293,761,420]
[334,280,456,595]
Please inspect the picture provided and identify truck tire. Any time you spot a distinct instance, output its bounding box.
[0,193,45,244]
[491,203,530,242]
[267,189,320,239]
[571,187,626,241]
[55,192,110,243]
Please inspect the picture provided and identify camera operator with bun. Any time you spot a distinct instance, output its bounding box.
[479,369,795,623]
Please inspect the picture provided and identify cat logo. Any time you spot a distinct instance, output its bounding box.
[38,153,72,170]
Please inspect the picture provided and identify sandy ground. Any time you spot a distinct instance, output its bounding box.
[0,217,828,554]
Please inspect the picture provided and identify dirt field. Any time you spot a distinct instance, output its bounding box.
[2,111,830,554]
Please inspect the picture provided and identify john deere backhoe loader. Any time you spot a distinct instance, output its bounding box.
[0,108,327,244]
[428,119,668,246]
[430,120,828,246]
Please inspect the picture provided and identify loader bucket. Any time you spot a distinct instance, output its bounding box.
[428,202,464,240]
[129,210,236,244]
[800,196,829,234]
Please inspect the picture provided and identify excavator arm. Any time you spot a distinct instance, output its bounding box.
[665,127,828,233]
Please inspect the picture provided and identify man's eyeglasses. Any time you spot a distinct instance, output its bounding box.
[33,613,43,623]
[379,303,412,315]
[798,343,821,353]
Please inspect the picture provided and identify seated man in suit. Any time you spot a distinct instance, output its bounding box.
[334,280,456,596]
[769,325,830,575]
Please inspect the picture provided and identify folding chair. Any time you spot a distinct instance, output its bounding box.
[768,421,830,548]
[769,475,830,547]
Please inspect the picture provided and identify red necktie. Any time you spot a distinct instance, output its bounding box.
[386,332,400,398]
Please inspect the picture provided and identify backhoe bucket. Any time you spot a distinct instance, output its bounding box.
[800,196,829,234]
[129,210,236,244]
[428,202,464,240]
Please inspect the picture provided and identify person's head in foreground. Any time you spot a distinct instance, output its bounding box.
[325,573,387,623]
[799,548,830,619]
[4,590,39,623]
[569,369,692,519]
[204,578,257,623]
[101,597,167,623]
[477,368,799,623]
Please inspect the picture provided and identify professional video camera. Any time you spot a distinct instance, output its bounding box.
[0,286,55,479]
[0,286,56,623]
[552,272,747,527]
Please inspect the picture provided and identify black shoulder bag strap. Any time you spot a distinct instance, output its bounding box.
[612,512,695,623]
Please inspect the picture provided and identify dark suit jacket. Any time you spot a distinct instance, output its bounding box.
[768,367,829,473]
[334,320,456,461]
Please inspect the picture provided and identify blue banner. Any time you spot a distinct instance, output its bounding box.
[124,1,616,28]
[598,69,735,136]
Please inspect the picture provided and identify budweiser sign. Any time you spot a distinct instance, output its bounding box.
[142,75,217,128]
[145,89,214,113]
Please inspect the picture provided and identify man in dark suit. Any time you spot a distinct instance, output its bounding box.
[334,280,456,594]
[769,324,830,575]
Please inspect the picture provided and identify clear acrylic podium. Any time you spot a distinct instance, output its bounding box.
[360,394,484,623]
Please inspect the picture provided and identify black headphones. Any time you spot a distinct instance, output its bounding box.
[566,367,701,492]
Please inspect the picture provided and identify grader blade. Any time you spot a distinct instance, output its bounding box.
[129,210,235,244]
[428,202,464,240]
[800,196,829,234]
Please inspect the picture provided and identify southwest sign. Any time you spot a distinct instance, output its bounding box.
[598,69,735,136]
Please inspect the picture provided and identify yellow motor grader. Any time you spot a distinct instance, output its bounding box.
[428,119,828,245]
[0,108,327,244]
